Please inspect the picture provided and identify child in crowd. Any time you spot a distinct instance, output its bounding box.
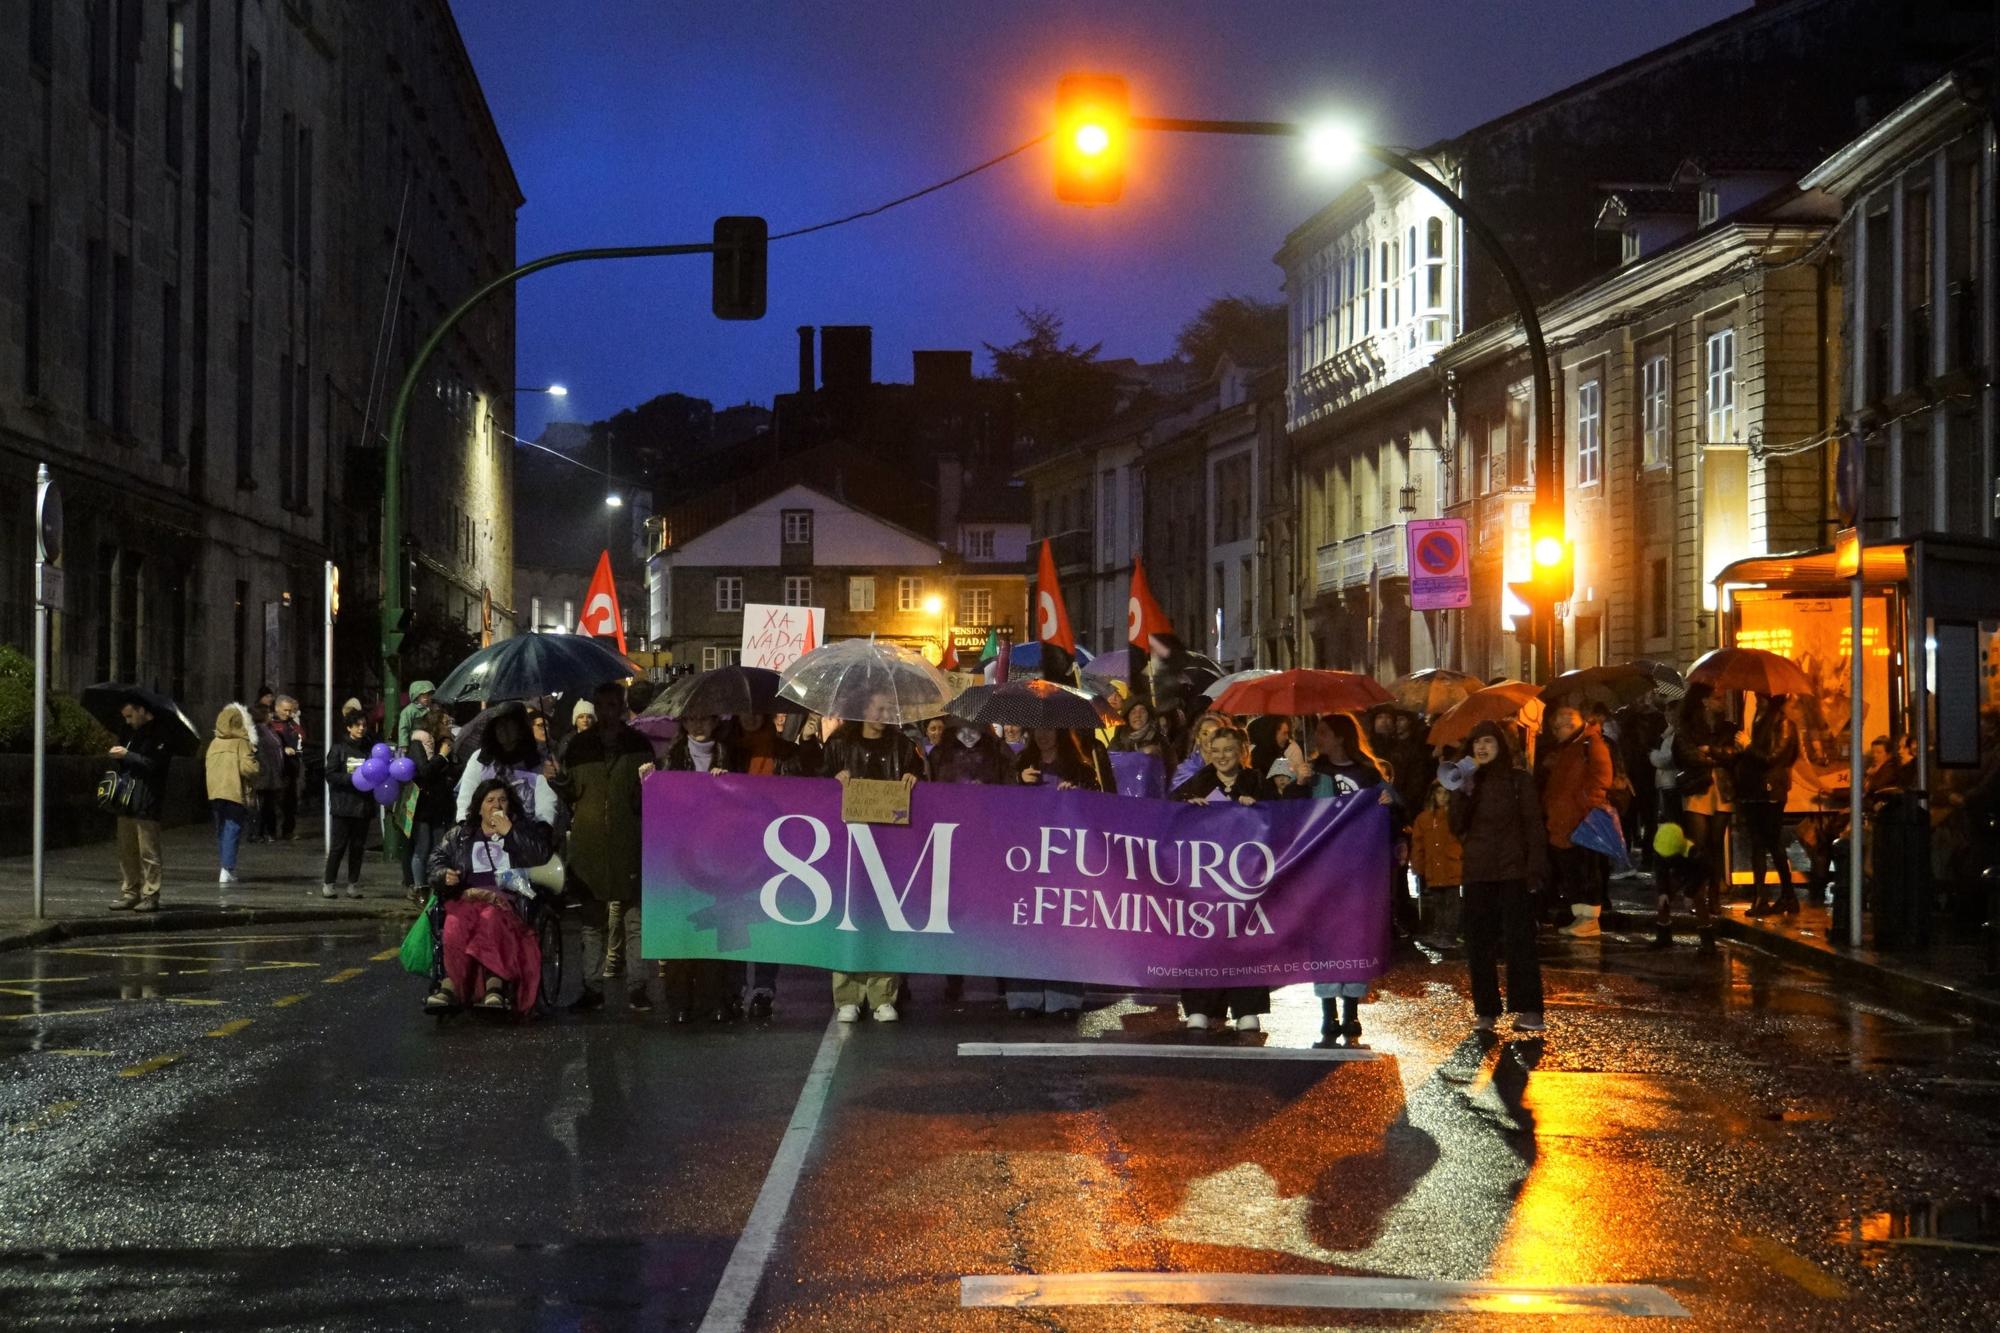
[1409,782,1464,948]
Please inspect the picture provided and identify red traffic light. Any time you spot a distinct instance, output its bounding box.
[1055,74,1128,204]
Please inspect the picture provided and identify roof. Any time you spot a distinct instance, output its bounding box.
[1801,66,1990,197]
[1714,544,1908,590]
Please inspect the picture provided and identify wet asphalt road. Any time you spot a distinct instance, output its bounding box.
[1,917,1997,1332]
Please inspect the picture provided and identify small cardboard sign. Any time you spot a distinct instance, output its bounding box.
[840,777,911,826]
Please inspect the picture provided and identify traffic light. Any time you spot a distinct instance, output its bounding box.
[1055,74,1128,204]
[1510,521,1573,607]
[711,215,767,320]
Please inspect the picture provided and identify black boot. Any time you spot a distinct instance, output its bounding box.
[1342,997,1362,1042]
[1319,998,1341,1040]
[1697,926,1717,953]
[1646,923,1673,950]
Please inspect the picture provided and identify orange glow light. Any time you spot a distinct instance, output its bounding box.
[1073,122,1111,156]
[1532,536,1565,568]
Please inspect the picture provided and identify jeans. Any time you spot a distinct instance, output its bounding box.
[324,815,369,886]
[406,820,441,889]
[579,896,643,989]
[1005,979,1084,1013]
[211,799,249,872]
[1464,878,1542,1017]
[278,774,300,839]
[748,962,782,997]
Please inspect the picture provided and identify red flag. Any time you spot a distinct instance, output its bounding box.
[1127,557,1173,648]
[800,609,816,654]
[1034,539,1077,654]
[939,637,959,671]
[577,550,627,655]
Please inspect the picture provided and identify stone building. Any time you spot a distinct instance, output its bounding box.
[0,0,518,720]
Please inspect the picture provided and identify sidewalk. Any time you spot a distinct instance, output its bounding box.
[1605,871,2000,1029]
[0,817,409,953]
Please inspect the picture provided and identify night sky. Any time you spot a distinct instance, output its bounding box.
[451,0,1748,441]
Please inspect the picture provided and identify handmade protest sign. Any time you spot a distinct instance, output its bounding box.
[642,773,1390,989]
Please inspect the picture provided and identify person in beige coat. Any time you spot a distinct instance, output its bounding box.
[205,704,262,886]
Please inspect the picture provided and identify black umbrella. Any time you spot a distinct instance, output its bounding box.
[1630,658,1688,701]
[950,679,1117,730]
[645,665,803,720]
[80,682,202,756]
[1540,664,1658,711]
[434,633,637,706]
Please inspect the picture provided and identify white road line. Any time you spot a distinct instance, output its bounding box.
[960,1272,1691,1317]
[696,1017,848,1333]
[959,1041,1381,1062]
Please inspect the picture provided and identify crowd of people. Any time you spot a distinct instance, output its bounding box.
[103,654,1882,1044]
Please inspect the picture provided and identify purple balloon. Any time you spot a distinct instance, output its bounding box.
[370,742,394,763]
[389,756,417,783]
[359,757,389,783]
[351,765,379,793]
[373,780,399,806]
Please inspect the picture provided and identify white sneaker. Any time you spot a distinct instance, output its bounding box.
[319,883,337,900]
[218,869,236,885]
[1234,1014,1261,1032]
[872,1003,899,1023]
[345,884,363,900]
[1185,1013,1210,1030]
[835,1004,861,1023]
[1514,1011,1547,1032]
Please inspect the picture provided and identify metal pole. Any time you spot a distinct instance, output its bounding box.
[31,465,51,920]
[1847,535,1865,950]
[378,243,712,729]
[324,561,336,876]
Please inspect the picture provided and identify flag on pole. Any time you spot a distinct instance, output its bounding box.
[976,627,1000,666]
[940,637,959,671]
[1127,556,1173,697]
[577,550,627,655]
[801,608,817,655]
[1034,538,1078,683]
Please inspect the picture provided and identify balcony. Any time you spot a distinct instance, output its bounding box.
[1339,535,1370,588]
[1370,523,1407,579]
[1315,542,1340,592]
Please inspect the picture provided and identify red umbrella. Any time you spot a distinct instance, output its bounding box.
[1686,647,1814,697]
[1210,668,1392,717]
[1427,681,1545,747]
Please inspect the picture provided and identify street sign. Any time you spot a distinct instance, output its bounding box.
[35,563,63,611]
[36,471,61,563]
[1406,518,1470,611]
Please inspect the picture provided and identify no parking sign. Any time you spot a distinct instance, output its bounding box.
[1406,518,1470,610]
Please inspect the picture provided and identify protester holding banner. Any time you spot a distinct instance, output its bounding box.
[1169,725,1279,1031]
[1448,721,1547,1033]
[1112,699,1171,765]
[929,717,1019,786]
[729,713,802,778]
[555,682,656,1013]
[1007,728,1103,1018]
[664,714,735,775]
[1169,712,1228,791]
[1290,713,1395,1043]
[821,696,926,1022]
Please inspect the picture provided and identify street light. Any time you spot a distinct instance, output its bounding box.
[516,383,568,396]
[604,491,625,509]
[1304,121,1363,174]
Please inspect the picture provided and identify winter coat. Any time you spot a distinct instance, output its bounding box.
[204,704,262,805]
[1288,756,1389,803]
[663,732,736,774]
[550,726,653,902]
[1171,764,1274,803]
[1672,712,1738,802]
[407,728,459,827]
[454,759,560,826]
[1733,708,1801,805]
[426,817,558,900]
[253,722,285,792]
[1018,737,1106,791]
[1449,764,1548,887]
[1408,805,1464,887]
[269,716,305,780]
[323,737,376,820]
[729,725,802,777]
[819,728,926,782]
[117,721,174,821]
[928,732,1018,785]
[1538,724,1613,849]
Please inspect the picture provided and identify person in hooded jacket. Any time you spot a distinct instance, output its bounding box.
[205,703,262,887]
[405,707,459,907]
[1538,704,1616,937]
[1449,720,1547,1033]
[930,718,1019,786]
[249,704,285,843]
[322,711,375,900]
[556,682,658,1013]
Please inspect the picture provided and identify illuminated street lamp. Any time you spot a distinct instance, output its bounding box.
[516,383,568,396]
[604,490,625,509]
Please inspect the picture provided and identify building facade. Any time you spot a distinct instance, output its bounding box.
[0,0,518,722]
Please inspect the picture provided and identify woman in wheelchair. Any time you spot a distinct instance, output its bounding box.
[424,779,557,1013]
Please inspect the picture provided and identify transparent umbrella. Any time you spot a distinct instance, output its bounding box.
[776,639,956,724]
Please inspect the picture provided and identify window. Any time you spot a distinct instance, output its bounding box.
[111,255,132,433]
[783,576,813,607]
[239,48,262,218]
[848,576,876,612]
[1649,557,1670,640]
[1575,379,1602,487]
[1704,328,1735,441]
[897,576,923,611]
[1640,353,1670,465]
[1505,392,1528,487]
[1621,229,1640,264]
[964,527,995,559]
[31,0,52,69]
[234,317,253,485]
[88,0,110,113]
[280,113,296,264]
[701,646,742,671]
[165,14,185,170]
[714,576,743,611]
[1238,556,1253,635]
[959,587,992,627]
[781,509,812,544]
[1698,186,1718,227]
[113,0,139,132]
[295,125,311,273]
[23,204,44,397]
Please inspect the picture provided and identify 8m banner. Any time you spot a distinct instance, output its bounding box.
[642,773,1391,989]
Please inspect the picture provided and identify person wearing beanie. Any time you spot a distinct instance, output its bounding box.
[1448,720,1548,1034]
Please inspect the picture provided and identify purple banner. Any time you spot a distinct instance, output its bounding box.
[642,774,1391,989]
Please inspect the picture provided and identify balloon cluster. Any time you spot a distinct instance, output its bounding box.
[351,742,419,807]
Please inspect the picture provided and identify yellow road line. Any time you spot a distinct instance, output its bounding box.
[204,1018,254,1038]
[0,976,92,985]
[370,948,402,962]
[118,1052,183,1079]
[0,1007,114,1023]
[10,1100,82,1135]
[43,1048,115,1057]
[1735,1235,1849,1299]
[164,997,225,1007]
[323,967,366,985]
[271,993,308,1008]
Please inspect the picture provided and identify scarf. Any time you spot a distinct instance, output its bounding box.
[688,737,718,774]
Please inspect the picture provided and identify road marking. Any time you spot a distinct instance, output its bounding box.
[164,997,225,1006]
[0,977,91,984]
[204,1018,255,1038]
[1733,1235,1848,1299]
[959,1041,1381,1062]
[323,968,366,985]
[370,947,402,962]
[0,1007,114,1022]
[118,1052,183,1079]
[270,993,308,1008]
[697,1017,849,1333]
[43,1049,115,1058]
[959,1273,1691,1316]
[10,1101,82,1135]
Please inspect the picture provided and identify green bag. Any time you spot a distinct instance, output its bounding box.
[399,896,437,975]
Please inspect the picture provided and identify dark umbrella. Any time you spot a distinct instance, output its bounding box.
[434,633,637,706]
[1539,664,1657,712]
[1630,658,1688,700]
[950,679,1117,730]
[452,700,529,761]
[644,665,803,719]
[80,682,202,756]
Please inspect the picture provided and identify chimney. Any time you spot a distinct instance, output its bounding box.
[820,325,872,392]
[796,325,815,395]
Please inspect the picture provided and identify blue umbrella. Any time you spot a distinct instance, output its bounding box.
[982,640,1093,681]
[435,633,637,705]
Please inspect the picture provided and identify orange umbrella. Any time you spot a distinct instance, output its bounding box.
[1427,680,1545,747]
[1388,667,1481,717]
[1686,647,1814,697]
[1210,668,1393,717]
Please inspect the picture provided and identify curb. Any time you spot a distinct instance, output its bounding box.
[1711,915,2000,1030]
[0,904,409,955]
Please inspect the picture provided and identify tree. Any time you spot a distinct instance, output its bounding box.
[1175,294,1287,376]
[985,307,1121,454]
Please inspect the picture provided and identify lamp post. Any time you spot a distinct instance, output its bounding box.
[516,384,568,397]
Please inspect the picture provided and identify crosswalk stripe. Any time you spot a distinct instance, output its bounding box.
[204,1018,255,1038]
[960,1273,1690,1317]
[959,1041,1380,1062]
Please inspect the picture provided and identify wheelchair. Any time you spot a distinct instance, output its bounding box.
[424,881,566,1021]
